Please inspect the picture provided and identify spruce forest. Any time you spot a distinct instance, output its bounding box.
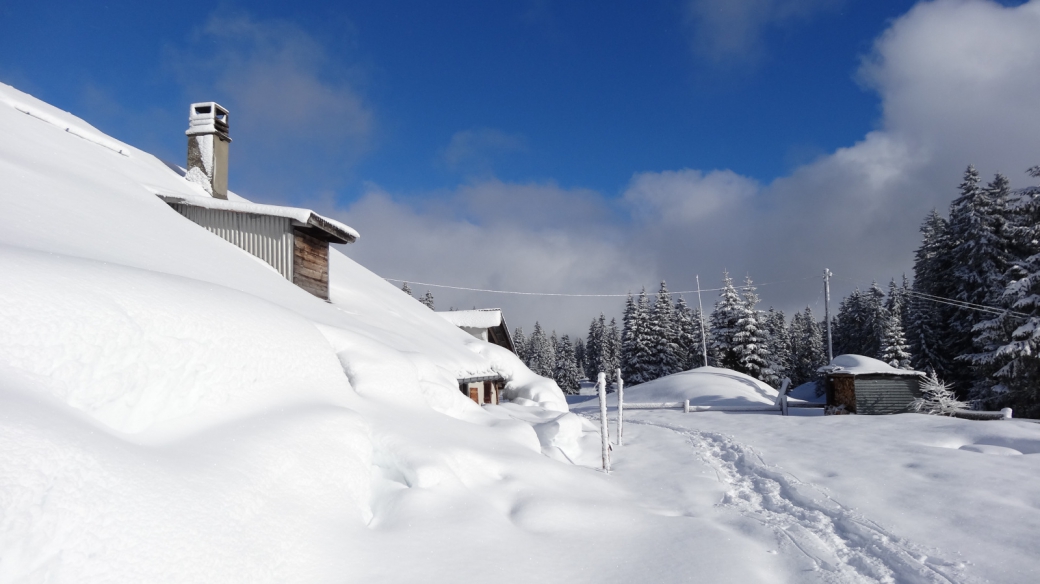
[505,164,1040,418]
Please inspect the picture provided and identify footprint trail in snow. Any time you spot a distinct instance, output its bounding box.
[628,419,980,584]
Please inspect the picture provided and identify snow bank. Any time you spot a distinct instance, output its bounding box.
[819,354,923,376]
[595,366,780,407]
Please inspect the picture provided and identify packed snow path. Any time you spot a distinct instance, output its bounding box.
[585,410,980,584]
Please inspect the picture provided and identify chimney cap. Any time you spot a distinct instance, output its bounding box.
[186,102,230,141]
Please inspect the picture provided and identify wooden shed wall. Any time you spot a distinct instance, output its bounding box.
[171,204,294,279]
[854,375,922,415]
[292,229,330,300]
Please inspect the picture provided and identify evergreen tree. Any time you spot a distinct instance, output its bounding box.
[585,315,604,381]
[944,166,1010,394]
[673,296,699,371]
[549,331,559,378]
[620,294,639,382]
[513,327,527,364]
[553,335,581,394]
[527,322,552,377]
[623,289,655,385]
[763,308,791,381]
[574,338,587,380]
[970,167,1040,413]
[401,282,412,296]
[880,311,912,369]
[710,273,743,370]
[788,307,825,387]
[648,281,681,380]
[731,277,777,385]
[419,290,435,310]
[832,284,887,359]
[601,317,622,387]
[909,209,953,376]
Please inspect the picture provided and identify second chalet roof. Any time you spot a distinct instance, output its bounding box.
[158,193,359,244]
[436,308,504,329]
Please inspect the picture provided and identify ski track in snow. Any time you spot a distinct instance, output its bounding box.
[625,418,980,584]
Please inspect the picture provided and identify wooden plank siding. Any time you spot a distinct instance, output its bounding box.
[854,376,922,415]
[292,229,330,300]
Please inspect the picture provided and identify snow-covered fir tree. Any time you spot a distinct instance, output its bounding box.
[731,277,777,386]
[574,338,587,380]
[673,296,699,371]
[549,331,559,374]
[553,335,581,394]
[880,310,912,369]
[419,290,435,310]
[401,282,412,297]
[709,272,743,371]
[788,307,825,387]
[909,209,953,376]
[763,308,791,381]
[513,327,527,364]
[621,289,655,385]
[969,166,1040,414]
[648,281,681,380]
[527,322,552,377]
[601,317,621,386]
[585,315,604,381]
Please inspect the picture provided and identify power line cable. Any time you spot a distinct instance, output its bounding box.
[381,275,818,298]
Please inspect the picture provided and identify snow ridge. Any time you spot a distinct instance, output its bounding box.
[631,420,978,584]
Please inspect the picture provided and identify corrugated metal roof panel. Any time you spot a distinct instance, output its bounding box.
[171,204,294,280]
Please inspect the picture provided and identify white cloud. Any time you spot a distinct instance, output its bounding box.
[439,128,527,174]
[322,0,1040,337]
[169,14,373,198]
[684,0,845,62]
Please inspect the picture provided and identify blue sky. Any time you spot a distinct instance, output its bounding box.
[3,0,913,197]
[3,1,1039,336]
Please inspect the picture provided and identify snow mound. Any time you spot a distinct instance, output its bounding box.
[611,367,779,406]
[819,354,923,376]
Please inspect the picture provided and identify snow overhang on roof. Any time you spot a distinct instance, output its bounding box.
[158,194,358,244]
[436,308,503,329]
[817,354,924,377]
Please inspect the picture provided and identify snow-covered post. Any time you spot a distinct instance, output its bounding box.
[616,368,624,446]
[684,399,690,414]
[597,372,610,472]
[1001,407,1013,420]
[779,377,791,416]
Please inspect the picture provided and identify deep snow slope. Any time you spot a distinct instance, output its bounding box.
[0,83,631,582]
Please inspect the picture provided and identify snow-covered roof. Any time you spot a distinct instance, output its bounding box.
[436,308,503,329]
[157,193,358,244]
[818,354,923,377]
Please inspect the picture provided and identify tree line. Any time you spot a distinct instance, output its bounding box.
[513,277,830,395]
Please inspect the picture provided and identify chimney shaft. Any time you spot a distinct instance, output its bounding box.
[185,102,231,199]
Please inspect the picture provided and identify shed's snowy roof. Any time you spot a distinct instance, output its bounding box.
[436,308,503,329]
[158,193,358,244]
[818,354,923,377]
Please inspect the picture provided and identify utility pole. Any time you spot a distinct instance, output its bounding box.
[824,269,834,363]
[696,274,709,367]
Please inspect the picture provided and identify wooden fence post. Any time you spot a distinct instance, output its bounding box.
[616,368,624,446]
[598,372,610,472]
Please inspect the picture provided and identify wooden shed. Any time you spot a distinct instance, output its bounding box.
[436,309,516,354]
[160,101,358,300]
[458,374,505,405]
[159,194,357,300]
[819,354,925,415]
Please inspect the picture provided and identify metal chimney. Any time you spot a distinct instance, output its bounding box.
[185,102,231,199]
